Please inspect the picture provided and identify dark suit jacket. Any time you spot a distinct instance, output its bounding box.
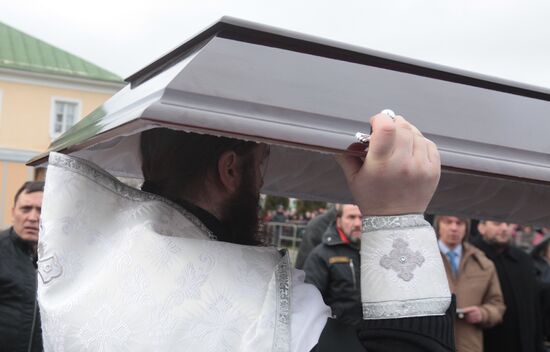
[473,239,544,352]
[0,228,43,352]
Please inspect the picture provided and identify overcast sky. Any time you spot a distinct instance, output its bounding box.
[2,0,549,88]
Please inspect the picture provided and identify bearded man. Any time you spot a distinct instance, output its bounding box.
[303,204,363,326]
[38,113,454,351]
[473,221,544,352]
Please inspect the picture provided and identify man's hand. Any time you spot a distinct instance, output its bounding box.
[462,306,483,324]
[336,113,440,216]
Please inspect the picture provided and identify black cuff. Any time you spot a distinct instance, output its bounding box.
[311,317,366,352]
[357,295,456,352]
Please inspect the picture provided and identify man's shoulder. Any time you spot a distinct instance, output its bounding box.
[308,240,345,260]
[464,243,495,270]
[468,239,496,261]
[508,244,529,257]
[302,243,330,271]
[309,241,333,257]
[0,228,15,259]
[313,239,358,260]
[508,245,535,265]
[305,224,355,263]
[0,228,12,244]
[321,225,347,246]
[307,208,336,229]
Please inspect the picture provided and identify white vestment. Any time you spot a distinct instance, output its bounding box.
[38,152,329,352]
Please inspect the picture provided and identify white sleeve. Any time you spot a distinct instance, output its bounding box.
[290,268,331,352]
[361,214,451,320]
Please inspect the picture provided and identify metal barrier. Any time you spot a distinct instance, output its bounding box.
[264,222,307,249]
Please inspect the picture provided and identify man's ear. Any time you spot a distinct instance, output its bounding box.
[335,216,342,230]
[218,150,240,193]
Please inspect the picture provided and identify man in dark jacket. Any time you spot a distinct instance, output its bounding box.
[295,206,337,269]
[303,204,362,325]
[0,181,44,352]
[473,220,544,352]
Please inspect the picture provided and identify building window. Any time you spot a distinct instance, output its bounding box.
[50,98,80,138]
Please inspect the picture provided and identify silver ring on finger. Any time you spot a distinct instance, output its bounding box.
[381,109,396,120]
[355,132,371,144]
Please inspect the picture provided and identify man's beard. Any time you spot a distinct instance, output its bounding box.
[221,171,262,246]
[484,237,509,251]
[347,230,361,246]
[349,235,361,245]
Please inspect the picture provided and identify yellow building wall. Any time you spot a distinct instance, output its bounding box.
[0,161,33,229]
[0,80,113,151]
[0,78,117,229]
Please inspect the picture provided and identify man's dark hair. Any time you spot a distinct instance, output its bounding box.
[140,128,257,202]
[433,215,471,241]
[335,204,343,218]
[14,181,45,205]
[140,128,262,245]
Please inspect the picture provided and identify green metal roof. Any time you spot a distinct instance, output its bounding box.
[0,21,122,83]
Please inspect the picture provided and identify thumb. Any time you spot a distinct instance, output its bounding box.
[461,306,477,313]
[335,154,363,182]
[368,114,397,161]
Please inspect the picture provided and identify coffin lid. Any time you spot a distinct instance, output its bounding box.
[28,17,550,226]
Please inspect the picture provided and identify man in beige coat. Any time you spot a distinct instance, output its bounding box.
[435,215,505,352]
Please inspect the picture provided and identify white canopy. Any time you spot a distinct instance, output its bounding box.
[29,17,550,226]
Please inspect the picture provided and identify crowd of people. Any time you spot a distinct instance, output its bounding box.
[1,112,549,351]
[3,179,550,351]
[514,225,550,252]
[294,208,550,351]
[263,205,329,224]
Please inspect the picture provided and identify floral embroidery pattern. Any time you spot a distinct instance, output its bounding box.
[77,307,132,352]
[380,238,425,281]
[363,297,450,319]
[363,214,428,232]
[169,253,215,304]
[42,312,68,352]
[39,153,292,351]
[179,295,248,352]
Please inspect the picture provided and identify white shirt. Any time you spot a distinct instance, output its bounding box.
[290,269,331,352]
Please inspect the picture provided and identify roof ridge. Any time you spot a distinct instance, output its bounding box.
[0,21,123,83]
